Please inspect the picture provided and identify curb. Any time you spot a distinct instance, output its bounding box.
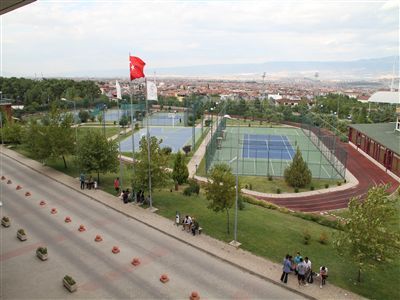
[2,149,316,300]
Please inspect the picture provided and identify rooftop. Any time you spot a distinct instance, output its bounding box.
[349,122,400,155]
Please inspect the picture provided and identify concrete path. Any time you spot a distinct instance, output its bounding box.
[0,146,363,300]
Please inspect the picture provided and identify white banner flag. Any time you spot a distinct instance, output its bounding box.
[116,80,122,99]
[146,81,158,101]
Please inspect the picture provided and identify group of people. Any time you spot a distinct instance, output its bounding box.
[178,214,200,236]
[280,251,328,289]
[80,173,97,190]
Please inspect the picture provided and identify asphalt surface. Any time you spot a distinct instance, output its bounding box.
[1,154,305,299]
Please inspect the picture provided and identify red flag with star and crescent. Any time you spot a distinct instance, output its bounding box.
[129,55,146,80]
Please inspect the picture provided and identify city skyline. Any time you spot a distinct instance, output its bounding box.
[1,0,399,77]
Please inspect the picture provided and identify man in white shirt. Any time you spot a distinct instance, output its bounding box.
[304,257,312,285]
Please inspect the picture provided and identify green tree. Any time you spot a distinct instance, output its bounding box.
[283,147,312,188]
[22,105,75,168]
[76,130,118,183]
[172,151,189,185]
[46,105,75,168]
[78,110,90,123]
[204,163,235,234]
[334,185,400,282]
[119,115,129,128]
[133,136,170,193]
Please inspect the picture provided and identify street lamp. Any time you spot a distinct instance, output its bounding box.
[224,114,241,248]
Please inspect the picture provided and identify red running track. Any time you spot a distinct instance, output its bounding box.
[253,144,399,212]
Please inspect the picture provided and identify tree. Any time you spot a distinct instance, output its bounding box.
[78,110,90,123]
[133,136,170,193]
[182,145,191,156]
[46,105,75,168]
[76,130,118,183]
[283,147,311,188]
[119,115,128,128]
[172,151,189,185]
[333,185,400,282]
[204,163,235,234]
[22,104,75,168]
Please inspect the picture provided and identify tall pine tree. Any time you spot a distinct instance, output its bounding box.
[172,151,189,185]
[284,146,312,188]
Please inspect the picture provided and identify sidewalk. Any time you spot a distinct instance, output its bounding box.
[1,146,362,300]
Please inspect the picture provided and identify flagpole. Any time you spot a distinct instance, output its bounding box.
[117,91,123,191]
[130,81,136,202]
[145,78,153,209]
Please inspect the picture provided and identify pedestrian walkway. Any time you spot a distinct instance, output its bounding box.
[0,146,362,300]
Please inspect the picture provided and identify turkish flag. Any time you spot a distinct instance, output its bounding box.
[129,55,146,80]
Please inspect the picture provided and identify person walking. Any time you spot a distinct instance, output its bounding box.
[80,173,85,190]
[304,256,312,285]
[319,266,328,288]
[280,255,292,284]
[296,258,307,287]
[114,177,120,194]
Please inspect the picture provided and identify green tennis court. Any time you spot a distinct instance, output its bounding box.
[207,126,344,179]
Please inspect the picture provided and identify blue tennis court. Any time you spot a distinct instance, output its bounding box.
[242,134,295,160]
[120,127,201,153]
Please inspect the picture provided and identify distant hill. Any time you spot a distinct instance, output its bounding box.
[146,56,398,79]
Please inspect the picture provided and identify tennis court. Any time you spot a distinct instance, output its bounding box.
[207,126,343,179]
[104,109,188,127]
[120,127,201,153]
[242,134,295,160]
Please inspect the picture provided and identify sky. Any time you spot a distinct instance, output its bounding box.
[1,0,399,77]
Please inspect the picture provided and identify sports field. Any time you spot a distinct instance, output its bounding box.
[208,126,342,179]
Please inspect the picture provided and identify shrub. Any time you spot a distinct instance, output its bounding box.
[2,216,9,222]
[189,179,200,195]
[337,181,342,186]
[161,147,172,155]
[134,123,139,130]
[319,232,329,245]
[248,123,251,127]
[182,145,191,156]
[245,184,248,189]
[183,186,193,196]
[294,188,299,193]
[18,229,26,235]
[37,247,47,254]
[268,175,273,181]
[183,180,200,196]
[310,186,315,191]
[325,183,329,188]
[276,188,281,194]
[303,230,311,245]
[113,121,116,125]
[64,275,76,285]
[238,195,246,210]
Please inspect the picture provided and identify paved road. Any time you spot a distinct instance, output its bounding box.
[0,155,305,299]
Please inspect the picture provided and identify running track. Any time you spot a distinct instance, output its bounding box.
[253,144,399,212]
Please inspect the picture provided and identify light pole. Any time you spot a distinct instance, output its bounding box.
[61,98,78,161]
[224,114,241,248]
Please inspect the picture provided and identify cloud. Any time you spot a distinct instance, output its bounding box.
[1,0,398,76]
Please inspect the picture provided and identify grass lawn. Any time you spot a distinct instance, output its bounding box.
[77,126,120,139]
[152,188,400,300]
[241,176,338,194]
